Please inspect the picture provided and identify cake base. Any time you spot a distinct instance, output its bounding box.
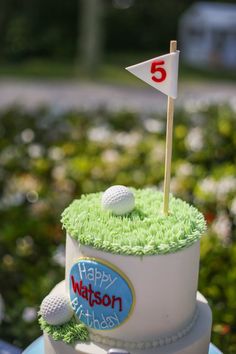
[44,290,212,354]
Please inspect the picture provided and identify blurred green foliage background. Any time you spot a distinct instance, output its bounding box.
[0,104,235,352]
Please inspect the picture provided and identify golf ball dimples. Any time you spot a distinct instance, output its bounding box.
[40,294,73,325]
[102,185,135,215]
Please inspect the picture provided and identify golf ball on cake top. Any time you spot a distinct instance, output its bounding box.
[40,293,73,325]
[102,185,135,215]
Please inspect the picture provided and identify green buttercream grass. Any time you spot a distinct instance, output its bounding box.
[39,317,89,344]
[61,189,206,256]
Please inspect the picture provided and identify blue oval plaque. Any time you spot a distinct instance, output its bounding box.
[69,258,134,330]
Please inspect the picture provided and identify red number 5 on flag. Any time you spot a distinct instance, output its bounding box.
[151,60,167,83]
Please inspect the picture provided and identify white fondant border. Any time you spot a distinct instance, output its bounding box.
[89,307,199,350]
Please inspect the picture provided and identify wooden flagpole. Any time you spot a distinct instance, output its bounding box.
[163,40,177,215]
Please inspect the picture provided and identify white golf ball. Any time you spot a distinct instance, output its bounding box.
[102,185,135,215]
[40,293,73,325]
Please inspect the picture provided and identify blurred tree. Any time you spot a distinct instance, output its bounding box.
[106,0,192,53]
[0,0,77,61]
[0,0,236,63]
[79,0,105,75]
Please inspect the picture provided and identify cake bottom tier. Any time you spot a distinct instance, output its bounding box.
[44,290,212,354]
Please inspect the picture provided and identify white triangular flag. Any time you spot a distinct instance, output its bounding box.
[126,51,180,99]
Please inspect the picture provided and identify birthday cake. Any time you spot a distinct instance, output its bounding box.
[39,186,212,354]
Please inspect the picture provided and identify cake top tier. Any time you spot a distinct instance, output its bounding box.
[61,189,206,256]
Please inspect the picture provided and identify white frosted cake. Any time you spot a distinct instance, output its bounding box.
[39,186,212,354]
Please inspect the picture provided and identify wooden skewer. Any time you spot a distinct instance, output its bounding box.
[163,40,177,215]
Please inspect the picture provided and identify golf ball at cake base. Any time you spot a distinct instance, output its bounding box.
[40,293,73,325]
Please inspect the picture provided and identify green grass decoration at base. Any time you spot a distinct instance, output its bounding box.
[39,316,89,344]
[61,189,206,256]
